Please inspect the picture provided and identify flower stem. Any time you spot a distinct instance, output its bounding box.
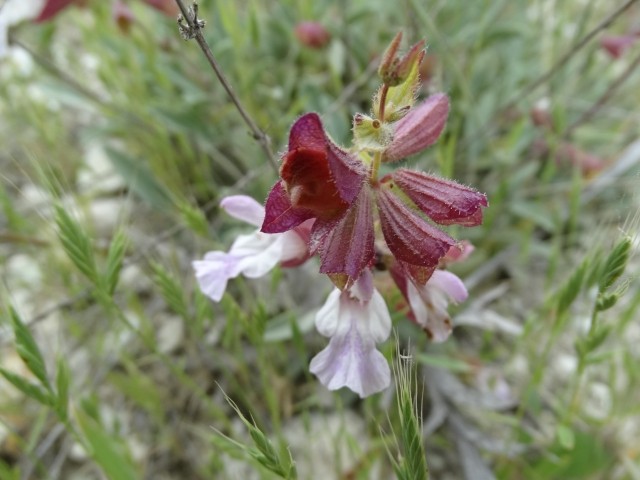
[377,84,390,122]
[370,83,390,182]
[370,151,382,183]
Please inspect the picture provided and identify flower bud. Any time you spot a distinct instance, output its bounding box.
[35,0,76,22]
[600,34,639,59]
[144,0,179,16]
[378,31,403,82]
[294,21,331,49]
[383,93,449,162]
[113,0,135,33]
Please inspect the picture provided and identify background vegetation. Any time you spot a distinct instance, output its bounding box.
[1,0,639,478]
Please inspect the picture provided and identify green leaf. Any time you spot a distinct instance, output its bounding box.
[151,262,190,322]
[9,306,52,392]
[556,257,589,315]
[103,229,128,295]
[0,458,19,480]
[375,57,421,121]
[595,292,618,312]
[76,409,138,480]
[416,353,471,372]
[599,237,631,292]
[55,357,70,421]
[0,368,53,406]
[177,201,209,237]
[54,204,98,284]
[105,147,173,210]
[220,393,296,479]
[556,425,575,450]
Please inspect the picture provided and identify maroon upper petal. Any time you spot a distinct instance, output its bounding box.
[36,0,76,22]
[377,186,455,274]
[276,114,366,223]
[318,185,375,289]
[391,169,487,226]
[288,113,327,152]
[261,180,315,233]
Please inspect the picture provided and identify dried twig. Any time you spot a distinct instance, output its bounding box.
[503,0,639,111]
[563,49,640,138]
[174,0,278,173]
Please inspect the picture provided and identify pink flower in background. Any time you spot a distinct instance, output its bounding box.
[193,195,312,302]
[113,0,135,33]
[35,0,76,22]
[601,33,640,59]
[309,270,391,397]
[294,21,331,49]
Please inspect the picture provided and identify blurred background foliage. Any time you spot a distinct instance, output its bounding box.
[1,0,639,478]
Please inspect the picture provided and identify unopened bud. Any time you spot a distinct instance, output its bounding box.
[295,21,331,49]
[383,93,449,162]
[378,32,403,82]
[113,0,135,33]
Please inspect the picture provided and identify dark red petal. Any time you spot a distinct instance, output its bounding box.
[377,187,455,271]
[288,113,327,152]
[392,169,487,226]
[309,217,339,255]
[261,181,315,233]
[318,186,375,288]
[280,148,348,217]
[326,141,367,204]
[36,0,76,22]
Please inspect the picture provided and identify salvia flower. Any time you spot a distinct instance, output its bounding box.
[193,195,312,302]
[196,32,488,397]
[309,270,391,397]
[391,244,472,342]
[261,110,486,290]
[600,33,640,59]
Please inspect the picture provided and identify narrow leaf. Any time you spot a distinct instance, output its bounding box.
[56,357,70,420]
[76,409,138,480]
[9,306,52,392]
[104,229,128,295]
[54,204,98,283]
[0,368,53,406]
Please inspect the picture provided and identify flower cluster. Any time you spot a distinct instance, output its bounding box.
[194,32,487,397]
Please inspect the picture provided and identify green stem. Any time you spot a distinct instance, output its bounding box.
[370,151,382,183]
[377,84,390,122]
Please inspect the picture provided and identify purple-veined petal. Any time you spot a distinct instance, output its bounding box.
[430,270,468,303]
[326,140,367,204]
[309,335,390,398]
[318,185,375,288]
[193,251,243,302]
[288,113,327,152]
[230,231,288,278]
[310,281,392,397]
[383,93,449,162]
[261,180,315,233]
[220,195,265,227]
[405,270,467,342]
[392,169,487,226]
[377,186,455,272]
